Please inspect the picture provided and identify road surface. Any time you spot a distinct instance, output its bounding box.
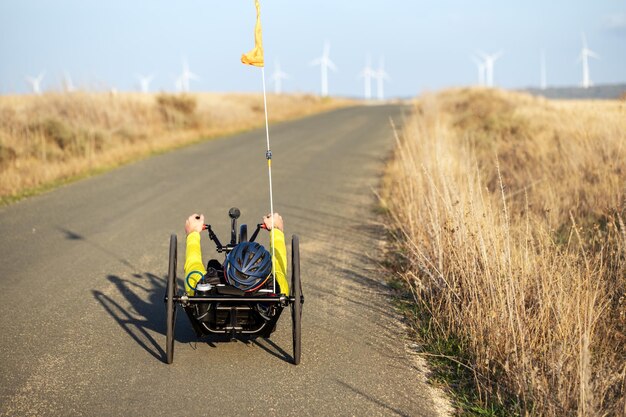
[0,106,449,417]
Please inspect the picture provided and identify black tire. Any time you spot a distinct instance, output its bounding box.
[239,224,248,243]
[291,235,303,365]
[166,234,177,364]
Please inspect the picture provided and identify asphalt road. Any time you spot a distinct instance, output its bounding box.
[0,106,448,417]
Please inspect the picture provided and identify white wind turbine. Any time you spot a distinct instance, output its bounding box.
[471,55,486,86]
[178,58,199,93]
[137,74,154,93]
[26,71,46,95]
[540,50,547,90]
[579,33,599,89]
[478,51,502,87]
[310,42,337,97]
[373,57,390,101]
[358,55,375,99]
[62,72,76,92]
[271,61,288,94]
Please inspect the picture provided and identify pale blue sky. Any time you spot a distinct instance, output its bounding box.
[1,1,625,97]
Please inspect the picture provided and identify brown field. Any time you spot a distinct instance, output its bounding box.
[0,92,352,203]
[384,88,625,415]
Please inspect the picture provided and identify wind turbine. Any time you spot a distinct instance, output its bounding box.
[310,42,337,97]
[478,51,502,87]
[540,50,547,90]
[136,74,154,93]
[373,57,390,101]
[358,55,375,99]
[62,72,76,92]
[178,58,199,93]
[25,71,45,95]
[579,33,599,89]
[471,55,486,86]
[270,61,288,94]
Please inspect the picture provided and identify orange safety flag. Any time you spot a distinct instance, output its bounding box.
[241,0,264,67]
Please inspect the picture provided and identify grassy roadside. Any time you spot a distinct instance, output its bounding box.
[382,88,625,416]
[0,92,353,206]
[385,261,519,416]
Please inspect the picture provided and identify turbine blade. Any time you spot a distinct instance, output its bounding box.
[587,49,600,59]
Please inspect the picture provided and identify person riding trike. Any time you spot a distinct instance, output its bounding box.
[164,207,303,365]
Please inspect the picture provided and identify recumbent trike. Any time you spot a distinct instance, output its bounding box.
[164,208,304,365]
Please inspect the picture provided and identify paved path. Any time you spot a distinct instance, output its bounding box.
[0,106,448,417]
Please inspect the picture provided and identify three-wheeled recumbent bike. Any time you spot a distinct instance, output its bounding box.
[164,208,304,365]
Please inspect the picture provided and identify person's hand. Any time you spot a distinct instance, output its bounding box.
[185,214,205,235]
[263,213,284,232]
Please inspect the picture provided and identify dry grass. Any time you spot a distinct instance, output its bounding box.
[383,88,625,416]
[0,92,352,201]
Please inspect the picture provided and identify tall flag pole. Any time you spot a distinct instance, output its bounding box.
[241,0,277,292]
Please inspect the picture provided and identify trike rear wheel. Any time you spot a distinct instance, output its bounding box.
[291,235,303,365]
[166,234,177,364]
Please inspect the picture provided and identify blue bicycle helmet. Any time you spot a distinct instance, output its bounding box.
[224,242,272,292]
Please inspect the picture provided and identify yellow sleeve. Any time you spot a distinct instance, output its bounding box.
[184,232,206,295]
[270,229,289,295]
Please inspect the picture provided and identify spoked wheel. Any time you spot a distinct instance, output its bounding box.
[165,234,177,364]
[291,235,303,365]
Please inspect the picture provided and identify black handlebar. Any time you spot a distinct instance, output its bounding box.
[249,223,264,243]
[205,224,225,252]
[203,208,265,254]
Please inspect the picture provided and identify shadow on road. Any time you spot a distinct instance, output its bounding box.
[335,379,412,417]
[92,273,179,362]
[93,273,294,364]
[57,226,137,271]
[251,337,292,363]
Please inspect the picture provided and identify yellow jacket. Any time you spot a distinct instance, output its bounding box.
[184,230,289,296]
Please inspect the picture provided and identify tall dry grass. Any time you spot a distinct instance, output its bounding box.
[0,92,350,202]
[384,88,625,415]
